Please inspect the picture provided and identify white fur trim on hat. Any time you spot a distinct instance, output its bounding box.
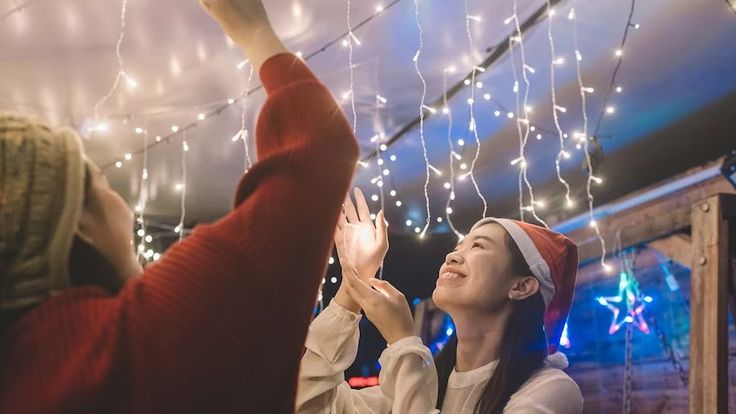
[470,218,555,307]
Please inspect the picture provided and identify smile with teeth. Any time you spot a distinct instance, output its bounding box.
[440,271,466,280]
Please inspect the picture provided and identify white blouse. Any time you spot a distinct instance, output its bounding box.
[296,301,583,414]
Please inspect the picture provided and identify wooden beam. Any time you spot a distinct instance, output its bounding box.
[648,233,692,267]
[689,195,730,414]
[569,174,734,264]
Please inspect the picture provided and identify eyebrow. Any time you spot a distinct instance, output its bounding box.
[454,234,495,249]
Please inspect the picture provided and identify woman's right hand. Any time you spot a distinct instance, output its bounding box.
[198,0,270,43]
[333,188,388,312]
[198,0,288,71]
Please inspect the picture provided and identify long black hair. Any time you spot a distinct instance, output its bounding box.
[434,231,547,413]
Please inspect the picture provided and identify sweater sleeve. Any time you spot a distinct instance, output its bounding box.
[119,54,359,412]
[296,301,438,414]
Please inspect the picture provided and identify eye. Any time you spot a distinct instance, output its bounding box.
[472,242,482,248]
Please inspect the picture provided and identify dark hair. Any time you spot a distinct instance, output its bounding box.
[434,231,547,413]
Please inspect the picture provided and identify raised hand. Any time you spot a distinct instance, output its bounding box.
[342,274,415,345]
[333,188,388,313]
[197,0,288,71]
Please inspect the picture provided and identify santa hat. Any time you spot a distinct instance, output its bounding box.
[470,218,578,354]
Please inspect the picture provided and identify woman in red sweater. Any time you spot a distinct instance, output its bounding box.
[0,0,358,412]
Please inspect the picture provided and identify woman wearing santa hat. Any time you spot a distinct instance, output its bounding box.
[297,188,583,413]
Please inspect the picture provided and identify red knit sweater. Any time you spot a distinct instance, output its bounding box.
[0,54,358,413]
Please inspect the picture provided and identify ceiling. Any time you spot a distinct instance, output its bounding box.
[2,0,735,237]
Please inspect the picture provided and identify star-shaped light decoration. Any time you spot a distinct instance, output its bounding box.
[596,271,652,335]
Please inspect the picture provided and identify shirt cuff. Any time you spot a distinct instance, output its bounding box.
[259,53,318,95]
[325,300,362,323]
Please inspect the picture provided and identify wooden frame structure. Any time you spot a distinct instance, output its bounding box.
[565,161,736,413]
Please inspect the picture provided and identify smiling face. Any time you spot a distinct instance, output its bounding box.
[432,223,535,316]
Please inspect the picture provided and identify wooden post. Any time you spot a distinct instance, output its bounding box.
[689,195,730,413]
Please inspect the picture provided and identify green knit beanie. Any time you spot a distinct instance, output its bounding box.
[0,112,85,310]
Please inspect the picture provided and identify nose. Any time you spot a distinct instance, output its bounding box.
[445,249,463,265]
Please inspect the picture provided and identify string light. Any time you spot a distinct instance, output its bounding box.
[573,5,609,273]
[237,63,256,171]
[92,0,132,127]
[463,0,489,219]
[134,118,150,262]
[100,0,404,171]
[346,0,357,134]
[177,128,188,241]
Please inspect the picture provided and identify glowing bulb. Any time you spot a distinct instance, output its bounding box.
[115,161,123,168]
[483,93,491,101]
[457,139,465,146]
[554,57,565,65]
[237,60,249,70]
[396,200,402,207]
[536,133,542,140]
[590,220,598,228]
[443,182,451,189]
[414,227,421,234]
[494,110,501,117]
[525,105,533,113]
[445,65,457,73]
[463,79,471,86]
[561,151,571,159]
[467,98,474,105]
[475,81,483,89]
[371,194,379,201]
[591,176,603,184]
[135,127,144,134]
[507,112,514,119]
[405,219,413,226]
[606,106,616,114]
[171,125,179,133]
[390,155,397,161]
[380,144,388,151]
[460,163,467,170]
[153,253,161,261]
[422,105,436,114]
[137,229,145,237]
[504,15,514,25]
[124,153,132,161]
[377,159,384,166]
[530,126,536,132]
[175,183,184,191]
[603,263,613,273]
[582,87,594,93]
[329,256,335,265]
[615,49,623,57]
[446,207,453,214]
[155,136,162,142]
[554,105,567,113]
[342,39,349,47]
[567,7,575,20]
[616,86,623,93]
[227,98,235,104]
[390,190,397,197]
[182,141,189,152]
[442,107,450,114]
[145,235,153,243]
[331,276,338,283]
[295,51,303,59]
[198,113,206,121]
[375,4,384,12]
[575,50,583,62]
[548,8,556,16]
[383,169,390,176]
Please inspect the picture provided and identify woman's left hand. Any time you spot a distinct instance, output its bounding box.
[342,273,415,345]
